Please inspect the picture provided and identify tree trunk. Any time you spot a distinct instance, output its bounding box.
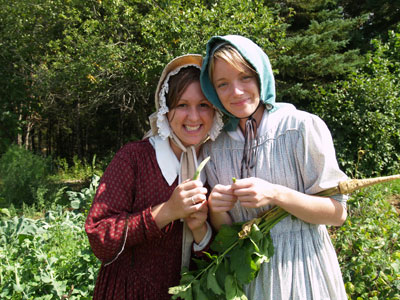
[17,114,23,146]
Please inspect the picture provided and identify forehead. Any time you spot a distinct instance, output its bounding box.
[178,81,206,100]
[213,58,250,78]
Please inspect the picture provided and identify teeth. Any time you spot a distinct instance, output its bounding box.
[185,125,200,131]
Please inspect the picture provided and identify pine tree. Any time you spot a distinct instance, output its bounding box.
[271,0,366,110]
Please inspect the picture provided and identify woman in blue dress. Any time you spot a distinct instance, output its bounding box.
[200,34,349,300]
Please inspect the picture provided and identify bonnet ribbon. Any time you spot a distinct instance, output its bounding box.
[169,132,210,270]
[240,101,262,178]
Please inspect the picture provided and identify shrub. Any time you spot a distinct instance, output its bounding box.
[0,145,51,207]
[311,28,400,177]
[332,183,400,299]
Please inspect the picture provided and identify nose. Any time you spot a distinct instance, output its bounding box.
[232,81,244,96]
[187,106,200,121]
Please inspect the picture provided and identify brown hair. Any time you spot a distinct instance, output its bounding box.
[209,44,257,83]
[166,66,201,109]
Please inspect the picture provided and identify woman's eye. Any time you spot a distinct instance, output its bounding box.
[242,75,252,81]
[200,103,211,108]
[176,103,187,108]
[217,82,227,89]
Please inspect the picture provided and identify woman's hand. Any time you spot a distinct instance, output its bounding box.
[232,177,276,208]
[207,184,236,231]
[232,177,347,226]
[151,179,207,229]
[185,200,209,244]
[185,200,208,232]
[166,179,208,220]
[208,184,237,213]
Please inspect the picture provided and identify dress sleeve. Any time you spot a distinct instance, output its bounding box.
[85,146,170,263]
[297,114,349,206]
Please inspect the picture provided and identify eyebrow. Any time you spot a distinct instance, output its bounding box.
[213,77,226,83]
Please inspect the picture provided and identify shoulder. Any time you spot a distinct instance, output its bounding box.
[114,139,155,164]
[202,130,232,153]
[269,103,329,134]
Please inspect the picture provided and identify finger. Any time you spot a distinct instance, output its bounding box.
[188,194,207,206]
[216,194,237,204]
[210,204,234,213]
[232,178,253,189]
[233,187,254,197]
[213,184,235,194]
[182,179,204,190]
[189,210,208,219]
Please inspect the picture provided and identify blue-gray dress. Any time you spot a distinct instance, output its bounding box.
[202,104,348,300]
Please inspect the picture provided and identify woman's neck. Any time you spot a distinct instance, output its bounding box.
[239,105,265,134]
[169,139,200,159]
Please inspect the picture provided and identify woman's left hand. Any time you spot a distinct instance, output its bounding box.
[185,200,208,232]
[232,177,277,208]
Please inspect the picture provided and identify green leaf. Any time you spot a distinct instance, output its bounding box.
[225,275,248,300]
[249,223,263,243]
[0,208,11,217]
[192,280,208,300]
[71,199,81,209]
[230,240,258,284]
[169,283,192,300]
[211,223,242,253]
[192,257,211,270]
[18,233,34,243]
[207,264,224,295]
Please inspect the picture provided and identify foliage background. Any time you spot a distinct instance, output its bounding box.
[1,0,400,299]
[1,0,399,177]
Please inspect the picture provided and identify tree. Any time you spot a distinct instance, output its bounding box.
[339,0,400,49]
[272,0,366,110]
[311,26,400,177]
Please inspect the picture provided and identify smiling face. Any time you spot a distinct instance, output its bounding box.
[167,81,215,151]
[212,57,263,128]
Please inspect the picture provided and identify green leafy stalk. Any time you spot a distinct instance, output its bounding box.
[169,205,288,299]
[192,156,211,180]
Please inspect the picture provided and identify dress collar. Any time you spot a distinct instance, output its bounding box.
[149,135,180,186]
[149,135,206,186]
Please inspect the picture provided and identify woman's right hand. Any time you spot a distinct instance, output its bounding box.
[167,179,208,221]
[208,184,237,213]
[152,179,208,229]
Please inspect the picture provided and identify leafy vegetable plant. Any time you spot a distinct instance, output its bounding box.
[170,175,400,299]
[169,205,288,299]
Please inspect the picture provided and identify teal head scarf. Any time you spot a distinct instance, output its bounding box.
[200,35,276,131]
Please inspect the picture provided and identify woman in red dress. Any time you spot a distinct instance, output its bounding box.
[85,54,223,299]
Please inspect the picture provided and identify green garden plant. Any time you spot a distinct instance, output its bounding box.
[0,145,51,207]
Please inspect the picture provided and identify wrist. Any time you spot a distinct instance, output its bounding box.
[192,222,208,243]
[193,222,212,249]
[151,201,175,229]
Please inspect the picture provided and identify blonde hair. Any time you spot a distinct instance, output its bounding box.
[209,44,257,83]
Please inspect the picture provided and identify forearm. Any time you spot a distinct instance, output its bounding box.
[86,207,167,262]
[210,211,233,231]
[272,185,347,226]
[151,201,175,229]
